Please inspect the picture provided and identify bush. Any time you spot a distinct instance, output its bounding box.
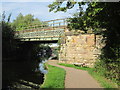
[94,59,120,86]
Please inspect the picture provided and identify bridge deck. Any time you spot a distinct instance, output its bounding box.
[15,19,67,41]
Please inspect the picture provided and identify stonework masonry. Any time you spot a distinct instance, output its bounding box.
[59,34,103,67]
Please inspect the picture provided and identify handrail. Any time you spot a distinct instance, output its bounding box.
[44,18,67,22]
[16,18,68,31]
[15,25,67,34]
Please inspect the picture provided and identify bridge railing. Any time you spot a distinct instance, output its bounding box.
[44,18,67,27]
[16,18,68,33]
[17,29,65,39]
[15,19,68,39]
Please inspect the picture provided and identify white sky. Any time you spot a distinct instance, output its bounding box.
[1,0,55,2]
[1,0,118,22]
[1,2,79,22]
[1,0,119,2]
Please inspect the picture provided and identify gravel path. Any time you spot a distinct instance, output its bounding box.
[48,60,102,88]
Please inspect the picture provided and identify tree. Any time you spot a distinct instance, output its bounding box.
[2,13,44,88]
[2,12,20,88]
[48,1,120,85]
[12,13,43,31]
[48,1,105,33]
[2,12,16,58]
[49,1,120,55]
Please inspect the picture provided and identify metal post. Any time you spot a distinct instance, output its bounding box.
[59,22,60,27]
[94,34,96,46]
[63,19,65,29]
[53,21,54,30]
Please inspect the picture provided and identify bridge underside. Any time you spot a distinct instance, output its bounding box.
[16,38,58,43]
[15,28,65,42]
[19,36,59,41]
[15,19,67,42]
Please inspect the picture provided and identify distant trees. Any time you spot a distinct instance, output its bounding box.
[39,45,52,59]
[2,13,45,88]
[12,13,44,31]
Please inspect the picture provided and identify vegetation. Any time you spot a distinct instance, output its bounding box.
[59,63,91,71]
[41,64,65,88]
[2,1,120,88]
[12,13,47,31]
[59,63,118,88]
[49,1,120,86]
[51,47,59,59]
[2,12,52,89]
[38,44,52,60]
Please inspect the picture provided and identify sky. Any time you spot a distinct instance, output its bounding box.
[2,0,117,22]
[1,1,80,22]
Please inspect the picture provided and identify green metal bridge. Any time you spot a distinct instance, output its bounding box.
[15,19,68,41]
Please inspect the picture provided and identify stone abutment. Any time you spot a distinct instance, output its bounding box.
[59,33,104,67]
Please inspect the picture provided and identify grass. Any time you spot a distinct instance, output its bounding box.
[59,63,92,71]
[41,64,66,88]
[58,63,118,89]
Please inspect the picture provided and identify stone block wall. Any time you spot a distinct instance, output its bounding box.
[59,34,103,67]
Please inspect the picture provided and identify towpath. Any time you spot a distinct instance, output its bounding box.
[48,60,102,88]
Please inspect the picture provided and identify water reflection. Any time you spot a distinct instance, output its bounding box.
[39,60,48,74]
[39,57,53,74]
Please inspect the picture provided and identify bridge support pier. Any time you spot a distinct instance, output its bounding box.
[58,34,104,67]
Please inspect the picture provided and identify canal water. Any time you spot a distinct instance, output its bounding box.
[39,60,48,74]
[39,57,53,74]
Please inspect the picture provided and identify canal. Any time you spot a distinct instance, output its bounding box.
[2,41,59,89]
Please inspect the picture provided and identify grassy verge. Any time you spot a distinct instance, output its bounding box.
[59,63,118,88]
[41,64,66,88]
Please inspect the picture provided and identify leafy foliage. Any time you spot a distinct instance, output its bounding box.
[2,13,51,88]
[48,0,77,12]
[49,1,120,85]
[38,44,52,60]
[2,12,16,58]
[12,13,44,31]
